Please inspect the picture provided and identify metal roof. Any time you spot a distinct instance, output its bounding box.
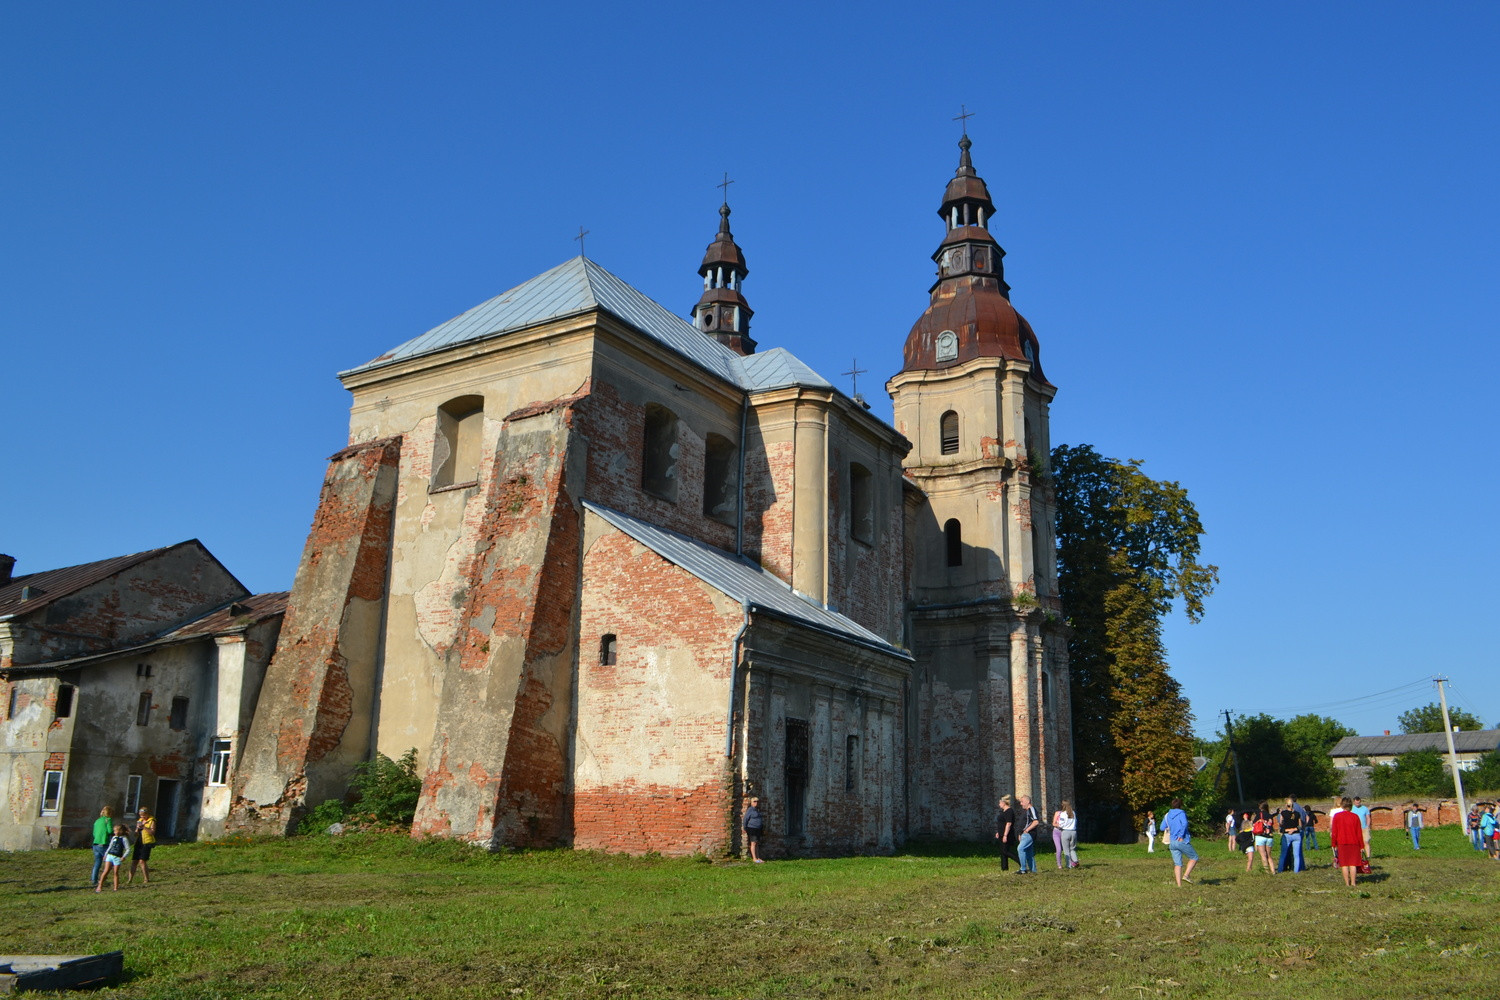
[342,256,743,384]
[0,545,176,620]
[740,348,834,392]
[583,501,910,660]
[157,591,289,640]
[340,256,841,397]
[1329,730,1500,758]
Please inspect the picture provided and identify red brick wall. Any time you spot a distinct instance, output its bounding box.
[573,524,740,855]
[576,379,737,552]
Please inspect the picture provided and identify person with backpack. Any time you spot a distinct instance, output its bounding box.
[1252,802,1276,875]
[94,824,130,893]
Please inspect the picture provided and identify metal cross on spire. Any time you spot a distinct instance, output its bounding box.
[952,104,975,135]
[718,172,735,205]
[841,357,868,397]
[574,225,590,257]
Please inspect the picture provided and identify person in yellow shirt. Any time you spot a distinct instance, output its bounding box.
[126,806,155,886]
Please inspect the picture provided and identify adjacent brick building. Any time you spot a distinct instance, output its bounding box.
[228,135,1074,855]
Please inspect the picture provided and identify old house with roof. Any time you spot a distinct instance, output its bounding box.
[0,543,285,849]
[223,134,1074,855]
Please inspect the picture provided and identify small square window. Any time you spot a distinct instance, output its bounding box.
[54,685,74,719]
[137,663,153,678]
[41,770,63,814]
[124,775,141,816]
[169,697,189,731]
[136,692,153,727]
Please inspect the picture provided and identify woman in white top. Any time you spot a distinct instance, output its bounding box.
[1144,810,1156,852]
[1056,802,1079,868]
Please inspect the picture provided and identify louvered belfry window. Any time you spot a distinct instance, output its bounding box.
[940,411,960,455]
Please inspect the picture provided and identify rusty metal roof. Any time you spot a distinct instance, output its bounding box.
[0,545,176,620]
[583,501,910,660]
[158,591,289,640]
[1330,730,1500,758]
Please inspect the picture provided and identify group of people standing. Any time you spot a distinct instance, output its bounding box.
[90,805,155,892]
[1465,801,1499,858]
[992,795,1078,873]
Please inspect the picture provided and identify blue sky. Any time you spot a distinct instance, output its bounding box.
[4,4,1496,737]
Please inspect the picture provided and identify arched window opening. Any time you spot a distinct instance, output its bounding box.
[849,463,874,544]
[944,519,963,567]
[642,403,679,501]
[600,634,617,666]
[703,433,738,523]
[940,411,960,455]
[433,395,484,489]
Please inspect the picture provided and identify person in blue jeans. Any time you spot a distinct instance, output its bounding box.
[1277,799,1304,872]
[89,805,115,886]
[1161,797,1198,886]
[1406,804,1423,849]
[1015,795,1041,873]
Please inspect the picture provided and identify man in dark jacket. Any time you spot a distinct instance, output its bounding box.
[994,795,1021,872]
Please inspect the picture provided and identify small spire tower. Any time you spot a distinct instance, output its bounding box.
[693,193,756,356]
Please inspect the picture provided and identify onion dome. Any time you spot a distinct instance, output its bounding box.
[693,202,756,356]
[901,135,1048,384]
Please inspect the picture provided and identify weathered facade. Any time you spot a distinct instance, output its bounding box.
[0,544,285,849]
[227,135,1074,854]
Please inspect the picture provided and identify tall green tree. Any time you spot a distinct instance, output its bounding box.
[1051,444,1218,813]
[1398,702,1483,734]
[1199,713,1353,803]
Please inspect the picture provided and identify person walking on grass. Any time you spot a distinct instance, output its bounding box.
[1405,802,1423,850]
[1330,796,1365,888]
[94,824,129,892]
[1303,807,1319,853]
[1225,809,1237,853]
[126,805,155,885]
[90,805,115,887]
[994,795,1021,872]
[1351,796,1371,861]
[1055,802,1079,869]
[1480,803,1497,860]
[1467,804,1482,851]
[1143,810,1156,853]
[1161,797,1198,887]
[1016,795,1041,874]
[742,796,765,863]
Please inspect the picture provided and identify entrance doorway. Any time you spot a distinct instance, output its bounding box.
[156,779,180,839]
[784,719,809,837]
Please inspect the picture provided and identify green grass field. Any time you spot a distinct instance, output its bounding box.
[2,826,1493,999]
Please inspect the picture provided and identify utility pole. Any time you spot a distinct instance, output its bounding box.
[1223,709,1247,807]
[1435,676,1468,824]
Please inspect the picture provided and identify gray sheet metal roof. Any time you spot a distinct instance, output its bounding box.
[740,348,834,391]
[340,256,840,397]
[583,500,909,659]
[1329,730,1500,758]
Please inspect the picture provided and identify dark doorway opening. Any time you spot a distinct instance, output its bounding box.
[156,779,181,839]
[785,719,809,837]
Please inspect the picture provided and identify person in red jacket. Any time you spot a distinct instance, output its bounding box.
[1329,796,1365,888]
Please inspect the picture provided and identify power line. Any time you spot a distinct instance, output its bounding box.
[1228,677,1432,719]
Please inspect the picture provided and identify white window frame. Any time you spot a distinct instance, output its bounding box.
[41,770,63,814]
[208,739,232,786]
[125,774,142,816]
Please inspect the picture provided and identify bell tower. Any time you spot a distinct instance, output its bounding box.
[692,194,756,356]
[887,129,1072,834]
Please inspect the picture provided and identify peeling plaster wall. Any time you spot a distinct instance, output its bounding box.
[411,403,585,847]
[572,514,743,855]
[1,544,247,666]
[738,619,909,858]
[230,437,402,835]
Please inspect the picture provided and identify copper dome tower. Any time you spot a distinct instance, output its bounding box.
[693,195,756,356]
[900,134,1048,384]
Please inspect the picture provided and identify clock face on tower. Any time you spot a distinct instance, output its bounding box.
[936,330,958,363]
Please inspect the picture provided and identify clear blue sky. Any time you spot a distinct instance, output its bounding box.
[4,4,1496,737]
